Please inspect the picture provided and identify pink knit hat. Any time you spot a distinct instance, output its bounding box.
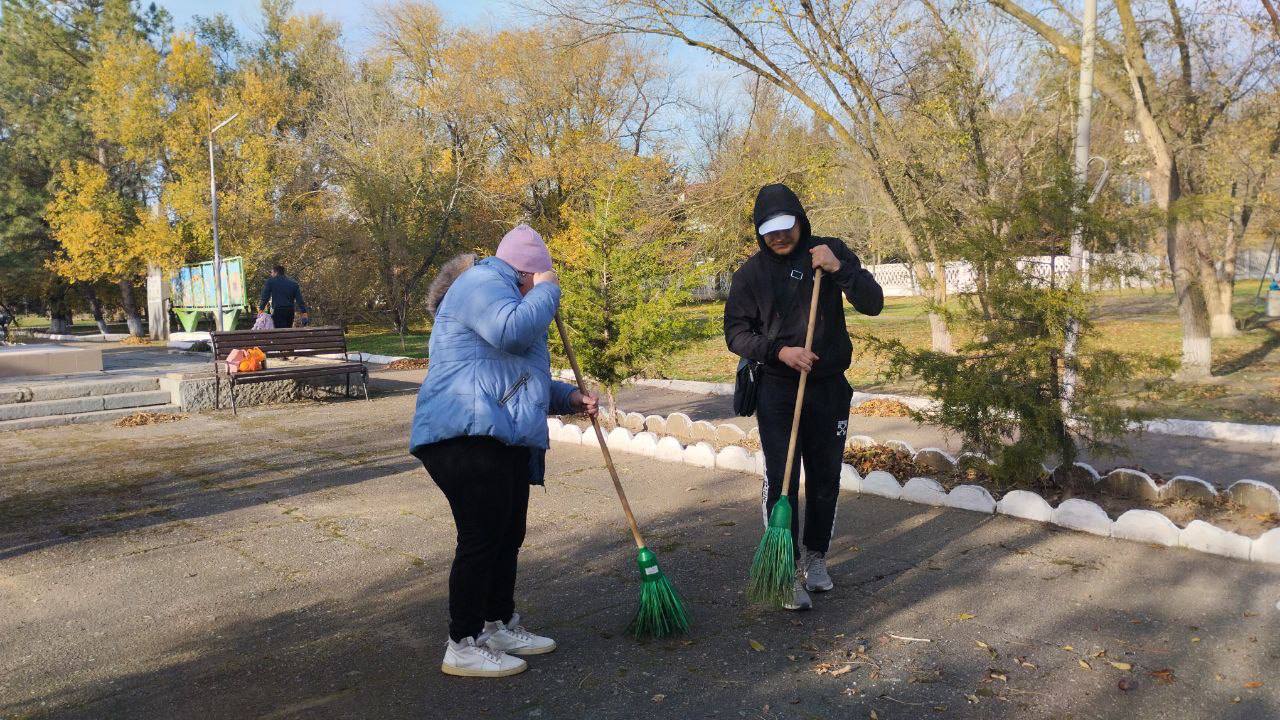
[495,224,553,273]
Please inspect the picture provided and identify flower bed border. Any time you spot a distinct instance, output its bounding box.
[547,412,1280,566]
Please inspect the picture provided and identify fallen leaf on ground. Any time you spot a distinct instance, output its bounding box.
[1109,662,1133,671]
[1016,657,1037,670]
[1191,637,1201,643]
[911,668,943,684]
[831,665,853,677]
[1151,668,1177,685]
[869,710,879,720]
[115,411,187,427]
[651,694,665,703]
[1078,660,1092,670]
[1244,681,1264,689]
[1062,645,1074,652]
[988,670,1008,682]
[851,399,912,417]
[1118,678,1134,692]
[385,358,429,370]
[749,639,765,652]
[957,613,976,620]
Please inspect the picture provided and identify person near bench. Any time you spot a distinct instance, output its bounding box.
[410,224,598,678]
[259,264,309,329]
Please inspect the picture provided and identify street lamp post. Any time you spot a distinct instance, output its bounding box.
[208,112,239,331]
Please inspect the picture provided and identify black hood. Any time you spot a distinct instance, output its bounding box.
[752,183,812,260]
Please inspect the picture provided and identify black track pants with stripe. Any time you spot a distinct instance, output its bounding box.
[757,372,852,557]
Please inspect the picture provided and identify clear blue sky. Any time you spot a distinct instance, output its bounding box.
[158,0,744,165]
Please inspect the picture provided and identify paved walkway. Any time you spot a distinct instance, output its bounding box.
[0,345,208,393]
[2,389,1278,719]
[613,387,1280,490]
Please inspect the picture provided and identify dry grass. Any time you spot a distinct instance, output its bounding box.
[115,411,188,427]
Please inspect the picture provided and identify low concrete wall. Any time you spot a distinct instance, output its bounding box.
[160,371,360,412]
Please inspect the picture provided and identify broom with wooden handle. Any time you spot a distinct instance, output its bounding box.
[747,268,823,607]
[554,312,690,638]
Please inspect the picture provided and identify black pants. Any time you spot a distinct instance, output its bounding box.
[414,435,531,642]
[757,372,852,557]
[271,306,295,329]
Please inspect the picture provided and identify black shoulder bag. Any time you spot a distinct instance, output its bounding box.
[733,268,806,417]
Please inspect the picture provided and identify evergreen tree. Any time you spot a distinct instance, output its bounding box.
[864,155,1163,489]
[550,154,704,418]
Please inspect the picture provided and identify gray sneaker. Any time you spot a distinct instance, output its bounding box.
[803,550,834,593]
[783,571,813,611]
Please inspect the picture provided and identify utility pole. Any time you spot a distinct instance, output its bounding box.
[1061,0,1097,410]
[208,112,239,331]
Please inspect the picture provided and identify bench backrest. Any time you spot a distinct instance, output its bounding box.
[210,326,350,363]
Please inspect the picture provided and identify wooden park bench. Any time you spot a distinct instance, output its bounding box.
[210,326,369,414]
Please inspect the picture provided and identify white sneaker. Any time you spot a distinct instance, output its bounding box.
[441,636,527,677]
[483,613,557,656]
[803,550,834,593]
[782,572,813,611]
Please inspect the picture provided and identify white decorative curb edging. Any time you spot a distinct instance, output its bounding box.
[1113,510,1181,547]
[628,375,1280,446]
[997,490,1055,523]
[548,412,1280,565]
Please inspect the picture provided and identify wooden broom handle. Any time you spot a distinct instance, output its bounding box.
[782,269,823,497]
[554,312,647,549]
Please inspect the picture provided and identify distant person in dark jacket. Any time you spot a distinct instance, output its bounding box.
[259,265,308,329]
[724,183,883,611]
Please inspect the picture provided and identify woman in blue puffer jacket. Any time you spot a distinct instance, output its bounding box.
[411,224,598,678]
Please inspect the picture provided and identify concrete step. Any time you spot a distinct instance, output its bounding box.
[0,390,174,422]
[0,376,160,405]
[0,404,184,432]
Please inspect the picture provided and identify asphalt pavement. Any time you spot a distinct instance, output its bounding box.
[2,384,1278,719]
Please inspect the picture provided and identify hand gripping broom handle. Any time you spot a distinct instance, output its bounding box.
[782,269,823,498]
[554,312,647,550]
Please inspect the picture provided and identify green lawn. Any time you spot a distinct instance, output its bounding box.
[344,286,1280,423]
[643,286,1280,424]
[345,324,431,358]
[24,286,1279,424]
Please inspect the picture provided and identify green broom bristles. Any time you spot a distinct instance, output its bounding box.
[747,496,796,607]
[627,547,691,639]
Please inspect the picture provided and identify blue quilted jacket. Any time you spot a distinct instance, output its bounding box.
[410,256,577,484]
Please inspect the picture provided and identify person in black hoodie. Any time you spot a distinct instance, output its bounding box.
[725,183,883,610]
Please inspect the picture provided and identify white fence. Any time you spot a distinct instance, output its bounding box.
[870,250,1277,297]
[692,249,1278,301]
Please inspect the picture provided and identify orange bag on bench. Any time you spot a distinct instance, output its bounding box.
[227,347,266,374]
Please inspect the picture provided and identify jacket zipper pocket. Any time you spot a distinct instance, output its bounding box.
[499,373,530,406]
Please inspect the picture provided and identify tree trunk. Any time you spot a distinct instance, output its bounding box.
[48,286,73,335]
[82,287,110,335]
[1169,223,1214,380]
[1146,148,1213,378]
[1204,200,1240,338]
[117,279,145,337]
[927,257,953,353]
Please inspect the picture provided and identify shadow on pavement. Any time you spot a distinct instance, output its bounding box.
[7,465,1277,720]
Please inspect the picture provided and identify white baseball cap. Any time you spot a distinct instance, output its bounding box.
[758,214,796,236]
